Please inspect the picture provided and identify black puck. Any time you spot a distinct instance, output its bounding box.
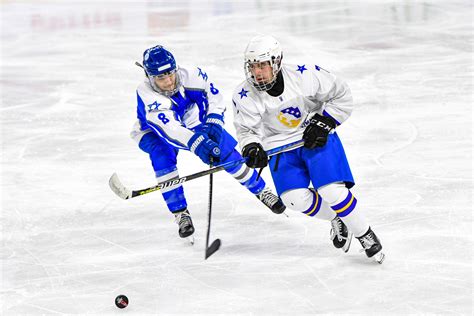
[115,295,129,309]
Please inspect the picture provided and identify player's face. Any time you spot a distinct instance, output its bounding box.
[249,61,273,84]
[153,72,176,92]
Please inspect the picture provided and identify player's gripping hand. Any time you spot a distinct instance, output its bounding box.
[188,132,221,165]
[201,113,224,144]
[303,114,337,149]
[242,142,268,168]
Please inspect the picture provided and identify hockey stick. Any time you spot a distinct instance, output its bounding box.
[205,159,221,259]
[109,140,305,200]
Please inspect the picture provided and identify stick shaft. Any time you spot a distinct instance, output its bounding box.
[110,140,305,199]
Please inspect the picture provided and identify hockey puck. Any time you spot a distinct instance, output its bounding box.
[115,295,129,309]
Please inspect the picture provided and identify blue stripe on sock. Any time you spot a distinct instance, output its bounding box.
[337,197,357,217]
[226,163,243,174]
[155,166,178,178]
[303,189,322,217]
[242,170,265,194]
[332,191,353,211]
[162,187,187,212]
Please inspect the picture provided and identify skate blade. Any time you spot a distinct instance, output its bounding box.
[342,233,353,253]
[373,251,385,264]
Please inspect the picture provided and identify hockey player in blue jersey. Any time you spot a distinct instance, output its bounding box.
[232,35,385,263]
[131,45,285,240]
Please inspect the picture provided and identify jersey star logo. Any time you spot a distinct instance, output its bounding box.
[238,88,249,99]
[197,67,208,81]
[297,65,307,74]
[147,101,161,111]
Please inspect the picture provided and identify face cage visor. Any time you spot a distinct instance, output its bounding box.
[244,58,281,92]
[148,67,181,97]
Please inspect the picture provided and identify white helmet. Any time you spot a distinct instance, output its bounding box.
[244,35,283,91]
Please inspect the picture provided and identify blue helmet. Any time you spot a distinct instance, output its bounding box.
[142,45,181,96]
[143,45,177,76]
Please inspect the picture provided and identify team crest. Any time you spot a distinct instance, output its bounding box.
[277,106,302,128]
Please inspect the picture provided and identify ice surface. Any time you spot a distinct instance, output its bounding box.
[1,0,472,315]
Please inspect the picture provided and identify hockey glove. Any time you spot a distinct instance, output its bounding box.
[188,132,221,165]
[242,142,268,168]
[303,114,337,149]
[201,113,224,144]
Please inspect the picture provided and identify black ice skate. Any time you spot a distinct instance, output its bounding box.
[330,216,353,253]
[357,227,385,264]
[256,187,286,214]
[174,209,195,239]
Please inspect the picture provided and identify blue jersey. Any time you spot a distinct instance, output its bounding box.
[131,65,225,149]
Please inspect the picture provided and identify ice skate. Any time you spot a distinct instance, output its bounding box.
[330,216,353,253]
[256,187,286,214]
[174,209,195,240]
[357,227,385,264]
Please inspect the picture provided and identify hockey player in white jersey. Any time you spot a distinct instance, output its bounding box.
[232,35,384,263]
[131,45,285,240]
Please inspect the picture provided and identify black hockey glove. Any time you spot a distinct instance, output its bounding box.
[242,142,268,169]
[303,114,337,149]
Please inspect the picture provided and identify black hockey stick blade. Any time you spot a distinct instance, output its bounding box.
[205,238,221,260]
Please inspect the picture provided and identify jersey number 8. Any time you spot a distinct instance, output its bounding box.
[209,83,219,95]
[158,113,170,124]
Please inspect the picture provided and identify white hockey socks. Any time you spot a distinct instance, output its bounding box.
[318,183,369,237]
[281,188,336,221]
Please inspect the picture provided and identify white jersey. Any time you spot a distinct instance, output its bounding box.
[131,65,225,149]
[232,63,353,151]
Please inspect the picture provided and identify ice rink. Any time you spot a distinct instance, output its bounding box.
[1,0,472,315]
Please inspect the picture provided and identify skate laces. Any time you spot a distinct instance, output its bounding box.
[175,210,191,226]
[330,217,344,242]
[359,231,376,250]
[258,188,279,207]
